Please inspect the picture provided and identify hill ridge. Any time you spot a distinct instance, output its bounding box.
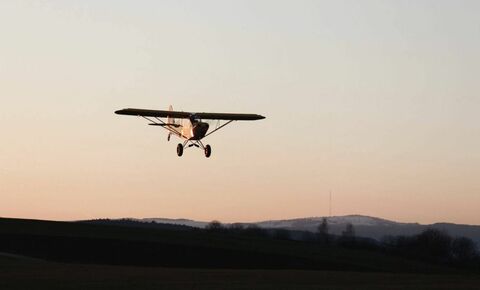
[129,215,480,245]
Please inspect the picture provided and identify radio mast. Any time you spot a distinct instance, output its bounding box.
[329,190,332,217]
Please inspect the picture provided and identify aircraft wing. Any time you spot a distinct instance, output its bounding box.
[195,112,265,120]
[115,108,265,121]
[115,108,191,119]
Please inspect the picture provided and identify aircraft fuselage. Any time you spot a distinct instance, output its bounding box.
[181,121,209,140]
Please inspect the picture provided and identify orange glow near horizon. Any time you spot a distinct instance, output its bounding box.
[1,1,479,225]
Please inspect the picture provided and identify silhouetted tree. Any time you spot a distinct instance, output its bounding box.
[451,236,478,263]
[339,223,356,246]
[414,228,452,262]
[205,220,224,232]
[317,218,330,245]
[342,223,355,238]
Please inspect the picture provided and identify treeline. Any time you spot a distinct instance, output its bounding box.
[204,219,480,271]
[81,218,196,231]
[80,218,479,270]
[382,229,479,269]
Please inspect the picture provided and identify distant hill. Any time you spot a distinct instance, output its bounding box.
[135,215,480,245]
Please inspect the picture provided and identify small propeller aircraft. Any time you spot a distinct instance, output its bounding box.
[115,106,265,157]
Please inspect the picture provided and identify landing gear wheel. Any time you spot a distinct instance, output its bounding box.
[177,143,183,157]
[204,144,211,158]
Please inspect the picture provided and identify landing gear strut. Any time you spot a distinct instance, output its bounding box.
[176,143,183,157]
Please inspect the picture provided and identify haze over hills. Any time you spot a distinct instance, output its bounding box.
[129,215,480,245]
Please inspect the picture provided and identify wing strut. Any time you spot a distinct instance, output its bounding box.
[204,120,234,138]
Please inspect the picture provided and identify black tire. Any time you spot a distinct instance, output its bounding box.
[204,144,211,158]
[177,143,183,157]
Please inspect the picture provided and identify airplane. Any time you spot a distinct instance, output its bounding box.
[115,106,265,158]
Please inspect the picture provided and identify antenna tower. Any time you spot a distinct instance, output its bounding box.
[329,190,332,217]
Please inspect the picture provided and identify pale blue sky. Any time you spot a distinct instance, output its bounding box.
[1,1,479,224]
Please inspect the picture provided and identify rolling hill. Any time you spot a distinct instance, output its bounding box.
[135,215,480,245]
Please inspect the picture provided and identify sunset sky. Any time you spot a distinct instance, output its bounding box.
[1,1,479,224]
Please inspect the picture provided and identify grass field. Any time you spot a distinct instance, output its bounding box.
[1,255,480,290]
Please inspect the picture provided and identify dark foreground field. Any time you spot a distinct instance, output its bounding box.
[1,255,480,290]
[1,217,479,289]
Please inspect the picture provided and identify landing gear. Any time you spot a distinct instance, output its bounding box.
[176,140,211,157]
[204,144,211,158]
[176,143,183,157]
